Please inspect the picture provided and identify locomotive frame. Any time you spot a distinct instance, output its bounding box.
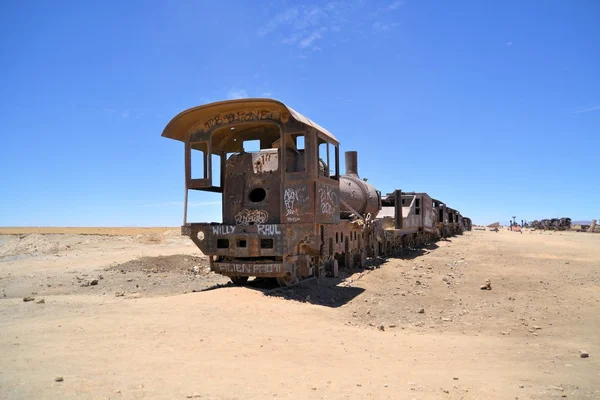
[162,98,471,286]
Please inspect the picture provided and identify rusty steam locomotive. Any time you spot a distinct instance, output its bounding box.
[162,99,471,286]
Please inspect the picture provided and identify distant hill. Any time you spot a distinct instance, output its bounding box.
[572,221,593,225]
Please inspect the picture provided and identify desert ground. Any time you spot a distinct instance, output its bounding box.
[0,227,598,400]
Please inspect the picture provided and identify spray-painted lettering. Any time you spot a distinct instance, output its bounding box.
[234,209,268,225]
[318,186,338,216]
[217,263,281,274]
[211,225,235,235]
[284,186,308,220]
[257,224,281,235]
[203,109,280,131]
[252,151,278,173]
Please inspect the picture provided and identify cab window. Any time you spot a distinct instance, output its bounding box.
[317,137,338,180]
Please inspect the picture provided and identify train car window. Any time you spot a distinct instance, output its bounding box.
[211,154,221,187]
[328,144,338,178]
[318,140,329,177]
[415,198,421,215]
[190,142,209,180]
[286,133,306,173]
[317,137,338,180]
[294,135,305,150]
[243,140,260,152]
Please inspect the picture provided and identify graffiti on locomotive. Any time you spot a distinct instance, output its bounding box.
[283,185,308,222]
[234,209,268,225]
[203,109,281,131]
[217,263,281,274]
[318,186,338,216]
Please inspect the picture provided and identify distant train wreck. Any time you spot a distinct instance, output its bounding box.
[162,98,471,286]
[528,218,572,231]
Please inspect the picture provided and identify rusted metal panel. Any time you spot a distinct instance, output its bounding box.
[423,195,437,230]
[315,181,340,224]
[213,262,289,277]
[162,99,338,144]
[184,223,286,256]
[283,182,312,224]
[223,150,282,226]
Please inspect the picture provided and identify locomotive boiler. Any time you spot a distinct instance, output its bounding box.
[162,98,470,286]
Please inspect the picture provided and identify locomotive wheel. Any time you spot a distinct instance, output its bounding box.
[230,276,249,286]
[276,273,298,287]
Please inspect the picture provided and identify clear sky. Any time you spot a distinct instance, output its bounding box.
[1,0,598,227]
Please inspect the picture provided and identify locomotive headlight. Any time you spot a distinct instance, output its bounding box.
[197,231,205,240]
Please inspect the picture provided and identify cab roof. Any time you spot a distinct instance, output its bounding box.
[162,98,338,144]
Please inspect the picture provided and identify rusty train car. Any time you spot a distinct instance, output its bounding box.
[162,99,471,286]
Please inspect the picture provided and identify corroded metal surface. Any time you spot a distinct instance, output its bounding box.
[163,98,470,285]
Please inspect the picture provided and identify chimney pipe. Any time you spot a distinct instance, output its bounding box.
[345,151,358,176]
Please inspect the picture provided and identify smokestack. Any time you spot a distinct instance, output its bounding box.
[345,151,358,176]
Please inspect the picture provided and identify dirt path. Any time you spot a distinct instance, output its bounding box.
[1,229,599,399]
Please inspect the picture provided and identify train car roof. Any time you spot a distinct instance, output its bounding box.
[162,98,338,143]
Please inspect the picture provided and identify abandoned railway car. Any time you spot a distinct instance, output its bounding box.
[162,98,470,286]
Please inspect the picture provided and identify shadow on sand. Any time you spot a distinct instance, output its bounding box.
[196,241,441,307]
[197,276,366,308]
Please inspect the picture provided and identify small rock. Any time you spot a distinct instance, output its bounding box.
[36,299,45,304]
[378,325,385,331]
[115,291,125,297]
[23,296,35,302]
[480,279,492,290]
[519,385,524,388]
[90,279,98,286]
[418,308,425,314]
[579,350,589,358]
[453,377,459,380]
[443,389,449,393]
[389,324,396,328]
[55,377,64,382]
[441,318,452,322]
[533,325,542,330]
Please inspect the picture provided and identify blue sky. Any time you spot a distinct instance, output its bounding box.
[1,0,598,226]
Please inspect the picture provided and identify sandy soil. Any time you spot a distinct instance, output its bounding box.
[1,228,599,399]
[0,227,179,236]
